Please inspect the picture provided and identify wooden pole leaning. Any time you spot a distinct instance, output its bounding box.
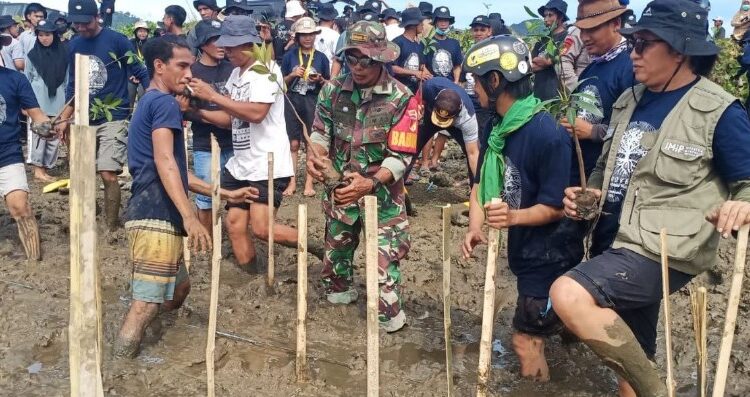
[267,152,275,288]
[183,131,192,272]
[712,224,750,397]
[206,135,222,397]
[689,286,708,397]
[364,195,379,397]
[296,204,309,382]
[442,204,454,397]
[69,53,104,397]
[660,229,676,397]
[476,198,502,397]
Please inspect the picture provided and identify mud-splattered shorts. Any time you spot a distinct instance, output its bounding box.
[564,248,693,358]
[512,295,562,337]
[126,219,188,304]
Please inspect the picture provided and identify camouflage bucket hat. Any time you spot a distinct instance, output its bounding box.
[341,21,400,63]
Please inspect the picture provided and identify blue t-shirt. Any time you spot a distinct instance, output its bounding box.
[572,48,635,186]
[591,80,750,255]
[391,35,425,94]
[0,67,39,168]
[475,111,573,296]
[65,28,150,125]
[421,77,477,141]
[281,46,331,96]
[125,90,188,233]
[426,36,463,79]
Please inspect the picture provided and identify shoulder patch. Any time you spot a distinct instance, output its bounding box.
[387,95,422,154]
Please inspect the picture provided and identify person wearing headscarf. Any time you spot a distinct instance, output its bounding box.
[24,18,67,182]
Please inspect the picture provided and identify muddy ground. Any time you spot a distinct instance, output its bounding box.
[1,143,749,396]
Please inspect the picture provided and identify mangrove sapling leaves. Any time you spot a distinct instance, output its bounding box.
[524,5,540,18]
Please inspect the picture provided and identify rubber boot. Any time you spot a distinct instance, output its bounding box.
[103,179,121,231]
[584,318,668,397]
[16,216,41,261]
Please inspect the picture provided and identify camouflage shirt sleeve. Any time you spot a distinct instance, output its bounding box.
[380,92,413,181]
[311,81,336,149]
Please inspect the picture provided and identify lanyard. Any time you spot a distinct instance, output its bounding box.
[298,47,314,80]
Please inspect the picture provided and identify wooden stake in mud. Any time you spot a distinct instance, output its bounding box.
[442,204,454,396]
[660,229,676,397]
[183,131,192,272]
[296,204,309,382]
[712,224,750,397]
[206,135,222,397]
[68,54,104,397]
[267,152,275,288]
[476,198,502,397]
[364,195,379,397]
[690,286,708,397]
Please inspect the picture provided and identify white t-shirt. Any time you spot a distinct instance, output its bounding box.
[314,26,339,70]
[224,61,294,182]
[19,30,36,55]
[385,24,404,41]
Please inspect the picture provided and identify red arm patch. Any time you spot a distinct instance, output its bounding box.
[387,94,423,154]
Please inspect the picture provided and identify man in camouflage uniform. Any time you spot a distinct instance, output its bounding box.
[307,21,415,332]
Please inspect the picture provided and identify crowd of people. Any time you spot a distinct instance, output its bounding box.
[2,0,750,395]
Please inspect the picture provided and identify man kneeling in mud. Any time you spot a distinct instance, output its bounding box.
[115,35,256,357]
[551,1,750,395]
[460,35,575,381]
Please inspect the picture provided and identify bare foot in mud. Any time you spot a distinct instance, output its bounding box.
[282,183,296,197]
[512,333,550,382]
[113,336,141,359]
[33,172,57,183]
[303,188,316,197]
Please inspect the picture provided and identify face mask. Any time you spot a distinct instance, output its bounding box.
[743,4,750,11]
[435,27,451,35]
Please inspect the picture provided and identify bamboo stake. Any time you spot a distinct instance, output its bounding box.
[364,195,379,397]
[442,204,454,397]
[476,198,502,397]
[660,229,676,397]
[69,53,104,397]
[267,152,275,288]
[690,286,708,397]
[183,131,192,272]
[206,135,222,397]
[712,224,750,397]
[296,204,309,382]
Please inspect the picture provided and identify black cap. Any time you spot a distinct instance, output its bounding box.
[488,12,503,21]
[359,11,379,23]
[317,3,338,21]
[358,1,383,13]
[620,0,718,56]
[0,15,15,29]
[380,8,399,21]
[470,15,491,28]
[67,0,98,23]
[193,0,219,11]
[35,17,58,32]
[538,0,569,22]
[223,0,254,13]
[432,6,454,24]
[195,19,222,47]
[418,2,433,18]
[399,7,423,27]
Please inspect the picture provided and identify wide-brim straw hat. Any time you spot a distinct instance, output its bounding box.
[576,0,628,29]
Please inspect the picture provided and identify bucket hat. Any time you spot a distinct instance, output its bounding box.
[359,1,383,13]
[224,0,253,14]
[340,21,399,63]
[575,0,628,29]
[292,16,321,35]
[381,8,399,21]
[418,2,433,19]
[285,1,306,19]
[432,6,454,25]
[317,3,338,21]
[539,0,569,22]
[215,15,261,47]
[620,0,718,56]
[399,7,423,28]
[0,15,16,29]
[193,0,219,11]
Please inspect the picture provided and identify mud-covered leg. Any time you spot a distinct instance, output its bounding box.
[322,217,360,304]
[5,190,41,261]
[101,172,121,231]
[115,300,159,358]
[377,221,410,332]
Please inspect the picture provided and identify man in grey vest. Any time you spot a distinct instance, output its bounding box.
[551,1,750,396]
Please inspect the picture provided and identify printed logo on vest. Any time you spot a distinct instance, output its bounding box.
[662,140,705,159]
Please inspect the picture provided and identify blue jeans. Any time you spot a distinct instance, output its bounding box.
[193,149,233,210]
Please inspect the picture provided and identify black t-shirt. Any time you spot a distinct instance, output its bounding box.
[426,36,463,79]
[531,30,566,101]
[189,60,234,152]
[392,35,425,94]
[281,46,331,96]
[273,20,295,62]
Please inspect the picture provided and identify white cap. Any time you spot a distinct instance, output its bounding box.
[285,1,306,18]
[713,16,723,22]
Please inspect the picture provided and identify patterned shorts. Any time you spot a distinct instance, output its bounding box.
[126,219,188,303]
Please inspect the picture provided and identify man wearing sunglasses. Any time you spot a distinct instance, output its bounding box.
[553,1,750,396]
[307,21,415,333]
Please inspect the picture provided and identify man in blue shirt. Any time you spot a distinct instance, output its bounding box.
[54,0,150,232]
[392,7,431,94]
[427,7,462,83]
[461,36,574,383]
[115,35,257,358]
[0,37,51,261]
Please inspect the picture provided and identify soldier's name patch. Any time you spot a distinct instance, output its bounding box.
[351,32,369,43]
[466,44,500,68]
[661,140,705,160]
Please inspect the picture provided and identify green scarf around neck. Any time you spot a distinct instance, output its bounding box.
[478,95,541,206]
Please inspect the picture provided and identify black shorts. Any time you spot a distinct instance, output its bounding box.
[221,169,290,210]
[565,248,694,358]
[284,93,317,143]
[512,295,562,337]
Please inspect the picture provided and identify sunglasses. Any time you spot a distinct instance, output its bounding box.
[628,37,664,55]
[345,53,375,68]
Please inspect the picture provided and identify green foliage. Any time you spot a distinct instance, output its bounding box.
[116,21,159,39]
[108,50,140,67]
[448,29,475,53]
[91,94,123,122]
[710,39,748,100]
[421,27,437,55]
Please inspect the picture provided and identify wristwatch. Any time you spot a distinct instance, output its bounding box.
[367,176,383,193]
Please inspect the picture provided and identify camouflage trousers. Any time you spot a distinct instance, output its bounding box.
[322,216,411,325]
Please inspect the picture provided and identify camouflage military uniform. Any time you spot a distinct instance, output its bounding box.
[310,21,414,332]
